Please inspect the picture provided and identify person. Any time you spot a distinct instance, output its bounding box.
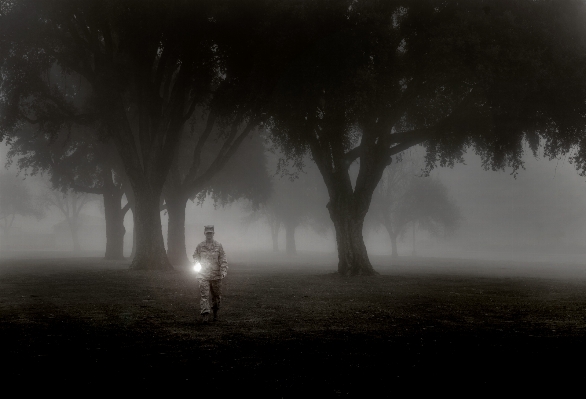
[193,225,228,323]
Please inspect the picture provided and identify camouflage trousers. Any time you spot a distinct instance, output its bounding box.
[198,278,222,315]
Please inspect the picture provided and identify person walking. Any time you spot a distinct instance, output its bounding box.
[193,225,228,323]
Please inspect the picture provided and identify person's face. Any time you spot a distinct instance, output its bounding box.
[205,231,214,240]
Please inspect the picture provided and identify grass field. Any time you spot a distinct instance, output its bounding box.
[1,252,585,394]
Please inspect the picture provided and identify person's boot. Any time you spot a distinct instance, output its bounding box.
[212,308,218,321]
[201,312,210,324]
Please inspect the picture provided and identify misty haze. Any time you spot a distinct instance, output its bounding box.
[4,143,586,274]
[2,0,586,393]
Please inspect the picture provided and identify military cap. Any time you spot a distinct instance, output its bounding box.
[204,225,214,233]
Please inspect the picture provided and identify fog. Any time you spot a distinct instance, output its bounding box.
[429,150,586,263]
[2,139,586,269]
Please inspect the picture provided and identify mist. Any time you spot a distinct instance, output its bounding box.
[3,135,586,273]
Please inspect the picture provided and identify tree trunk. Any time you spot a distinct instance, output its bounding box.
[383,222,399,258]
[327,197,377,276]
[130,187,172,270]
[103,187,126,260]
[284,221,297,256]
[271,221,279,252]
[390,233,398,258]
[0,225,7,251]
[166,194,189,267]
[130,210,136,259]
[69,220,81,253]
[125,187,136,259]
[411,221,416,257]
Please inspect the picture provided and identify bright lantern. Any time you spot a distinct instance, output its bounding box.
[193,261,202,272]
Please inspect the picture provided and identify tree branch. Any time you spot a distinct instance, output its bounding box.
[184,111,216,184]
[186,116,259,196]
[121,202,131,216]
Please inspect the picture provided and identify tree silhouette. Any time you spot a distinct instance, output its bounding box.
[367,154,461,258]
[40,188,95,252]
[0,1,286,269]
[242,156,330,255]
[6,123,130,259]
[267,0,586,275]
[0,173,42,242]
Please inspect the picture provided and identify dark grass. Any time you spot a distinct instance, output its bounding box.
[1,254,586,394]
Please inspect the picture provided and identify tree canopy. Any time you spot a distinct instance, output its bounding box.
[6,122,131,259]
[267,0,586,275]
[0,172,42,235]
[3,0,586,273]
[0,0,294,269]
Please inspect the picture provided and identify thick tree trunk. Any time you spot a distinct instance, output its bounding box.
[284,221,297,256]
[327,197,377,276]
[103,187,126,260]
[130,187,172,270]
[166,194,189,267]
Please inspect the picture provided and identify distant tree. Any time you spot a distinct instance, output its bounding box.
[365,154,415,257]
[268,0,586,275]
[402,178,460,237]
[243,156,330,255]
[367,154,461,258]
[0,173,42,238]
[40,188,95,252]
[241,202,281,252]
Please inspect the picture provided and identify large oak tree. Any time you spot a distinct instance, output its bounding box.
[268,0,586,275]
[1,0,222,269]
[1,0,311,270]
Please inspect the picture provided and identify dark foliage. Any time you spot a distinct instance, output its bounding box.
[266,0,586,274]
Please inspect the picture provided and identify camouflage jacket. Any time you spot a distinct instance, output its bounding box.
[193,240,228,280]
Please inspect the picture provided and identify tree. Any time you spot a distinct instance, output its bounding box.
[0,0,285,269]
[1,0,306,270]
[164,130,271,266]
[267,0,586,275]
[365,154,414,258]
[40,188,94,252]
[0,172,42,239]
[6,123,131,259]
[0,1,217,268]
[367,159,461,258]
[367,153,461,257]
[243,155,330,255]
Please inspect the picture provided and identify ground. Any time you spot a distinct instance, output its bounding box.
[1,252,585,394]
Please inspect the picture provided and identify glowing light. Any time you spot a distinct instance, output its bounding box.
[193,261,202,272]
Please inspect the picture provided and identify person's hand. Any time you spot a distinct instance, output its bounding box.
[221,272,227,279]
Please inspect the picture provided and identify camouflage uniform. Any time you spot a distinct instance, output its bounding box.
[193,237,228,317]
